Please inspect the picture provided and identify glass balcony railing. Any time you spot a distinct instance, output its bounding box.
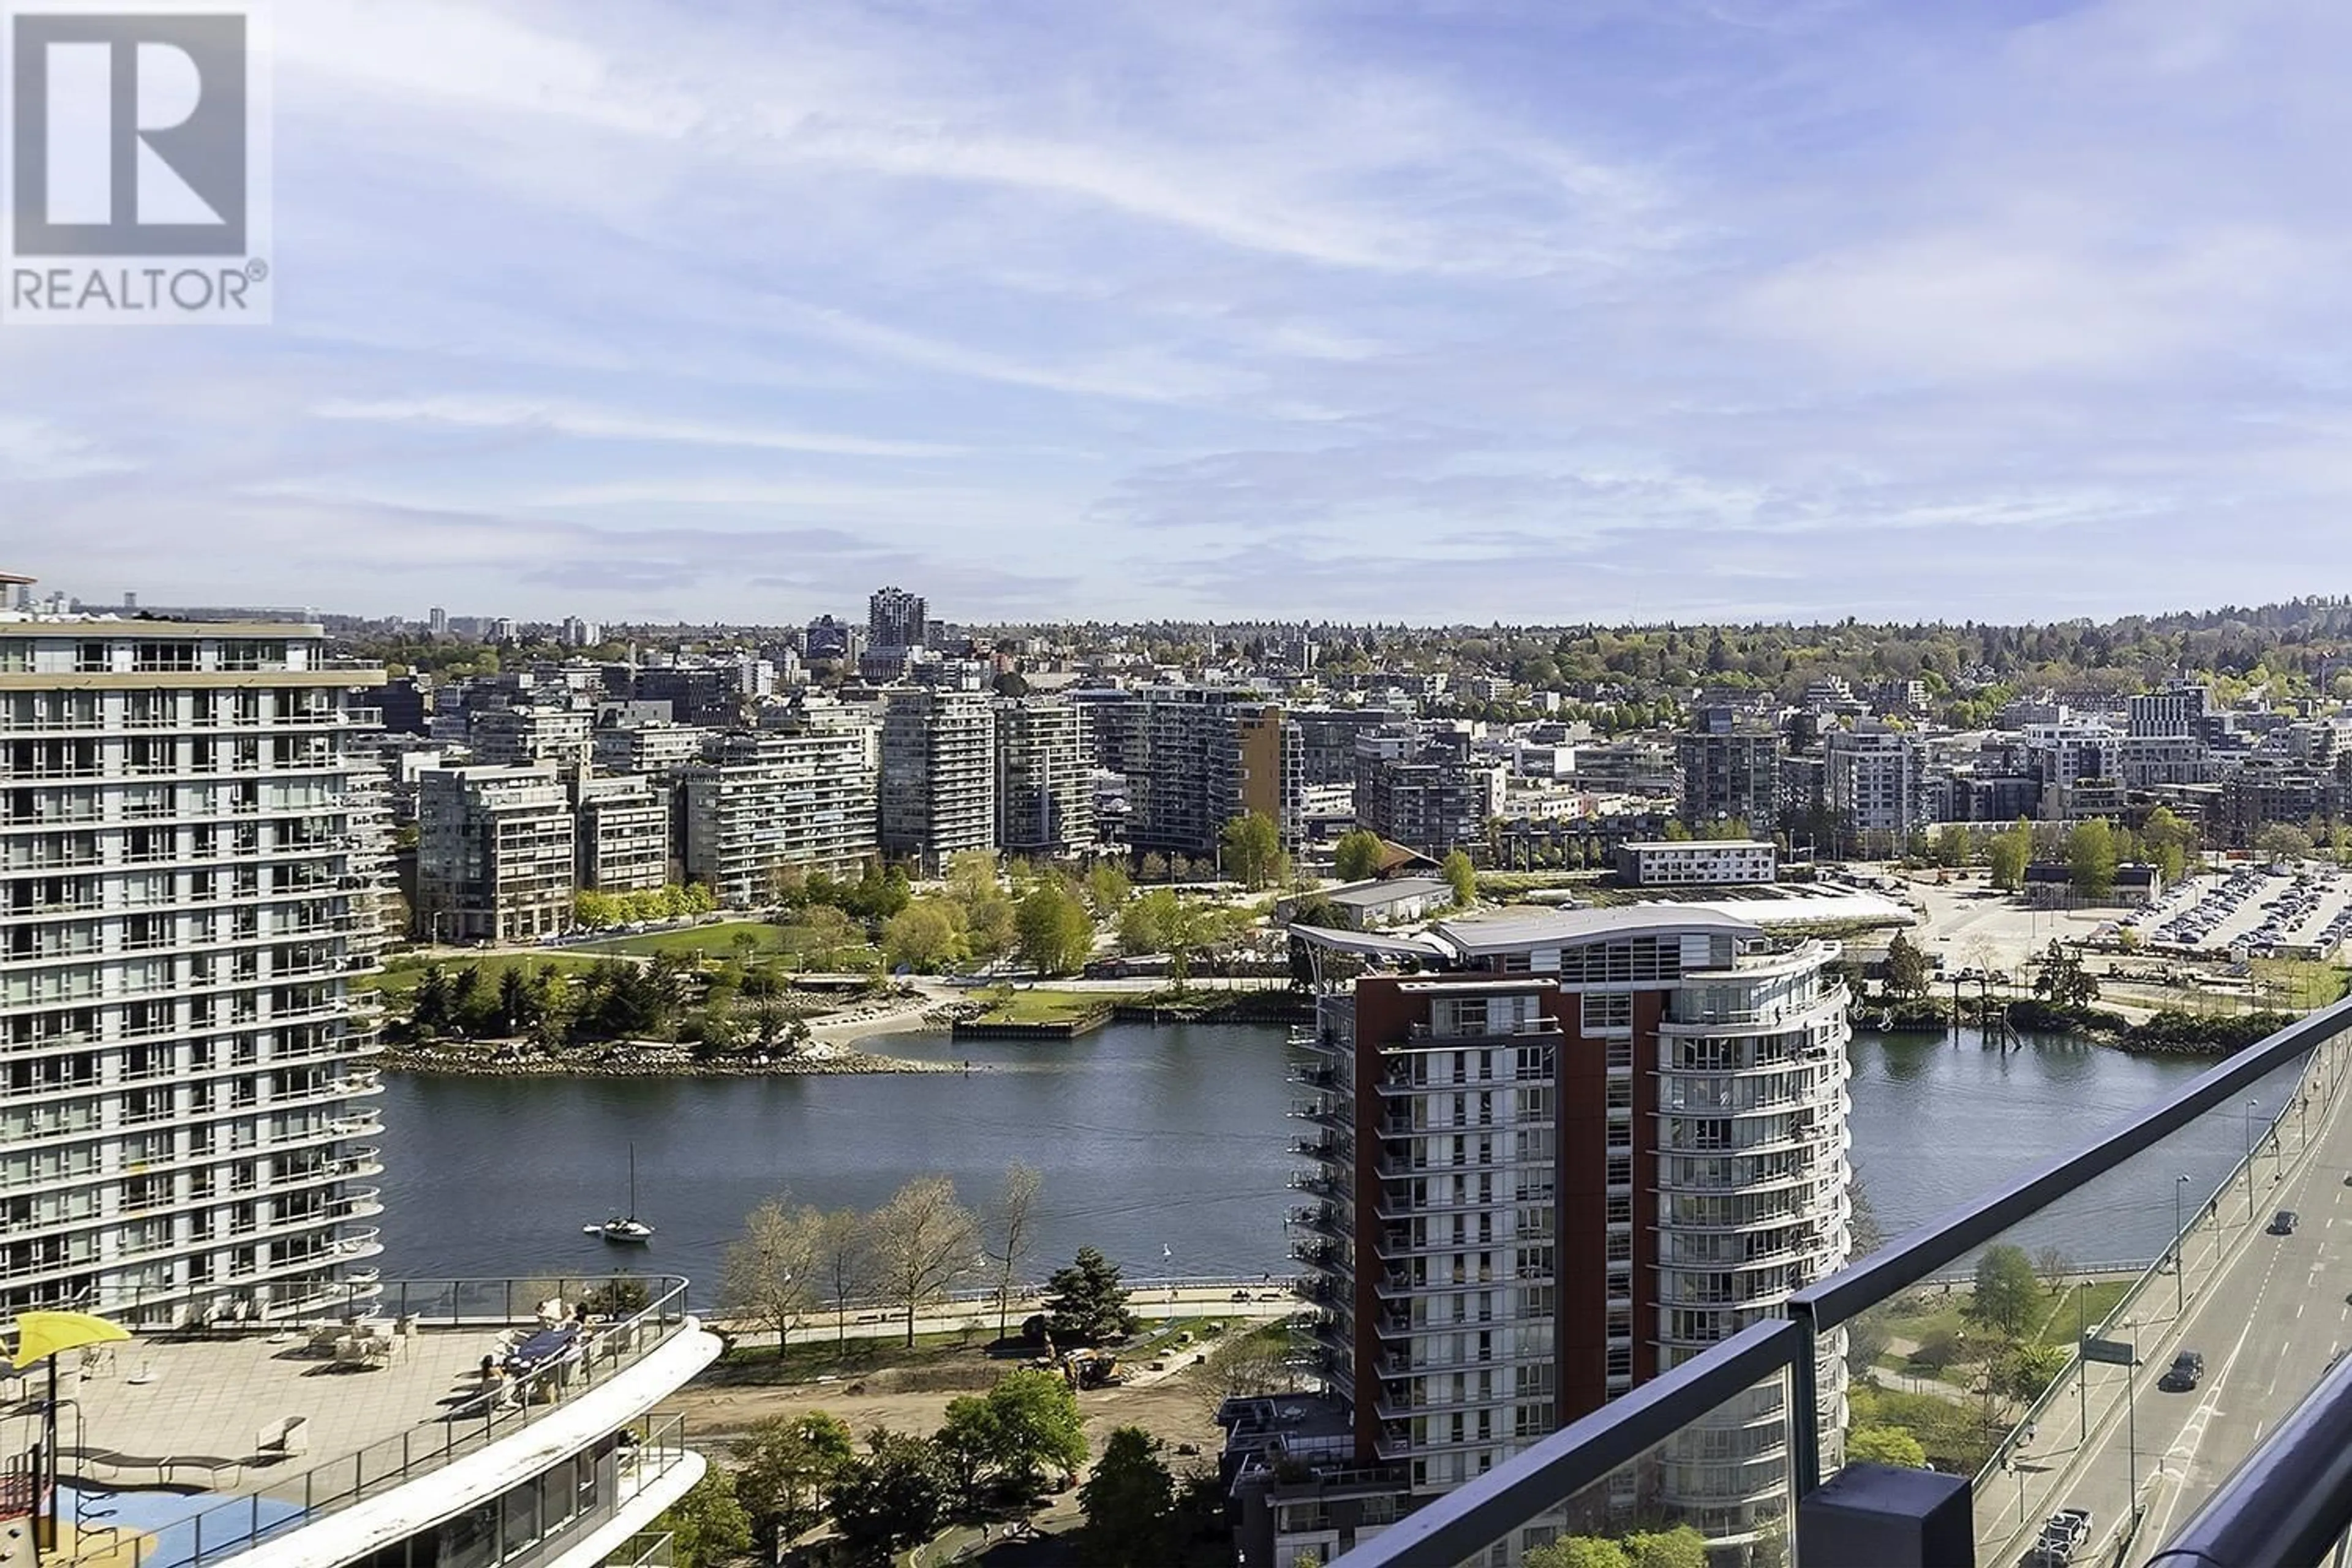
[1328,999,2352,1568]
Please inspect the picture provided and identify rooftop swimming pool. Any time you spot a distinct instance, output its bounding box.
[55,1482,302,1568]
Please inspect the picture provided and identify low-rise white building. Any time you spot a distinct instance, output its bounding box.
[1615,838,1778,887]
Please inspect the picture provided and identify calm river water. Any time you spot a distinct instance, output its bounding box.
[370,1022,2315,1302]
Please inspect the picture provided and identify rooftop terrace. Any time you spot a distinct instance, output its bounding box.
[0,1276,699,1568]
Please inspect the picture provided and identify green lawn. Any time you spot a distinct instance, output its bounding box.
[2037,1279,2133,1346]
[377,952,609,1005]
[1881,1276,2135,1354]
[571,920,786,957]
[705,1311,1241,1387]
[973,988,1114,1025]
[708,1324,999,1385]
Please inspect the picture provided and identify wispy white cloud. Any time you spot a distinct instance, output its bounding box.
[0,417,136,481]
[311,394,971,459]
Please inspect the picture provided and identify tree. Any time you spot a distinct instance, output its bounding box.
[2259,823,2316,864]
[655,1466,752,1568]
[2000,1342,2070,1403]
[1882,932,1931,999]
[2143,805,2195,883]
[733,1411,855,1554]
[1084,860,1133,916]
[881,900,968,973]
[1931,823,1973,869]
[1527,1539,1630,1568]
[2067,818,2118,897]
[987,1161,1044,1343]
[1847,1424,1928,1469]
[2034,940,2100,1007]
[870,1175,979,1345]
[1044,1245,1139,1341]
[816,1207,870,1364]
[718,1196,822,1357]
[933,1393,1000,1494]
[1077,1426,1177,1567]
[1441,849,1477,908]
[496,965,531,1035]
[827,1428,951,1563]
[1623,1528,1709,1568]
[1988,818,2033,892]
[2033,1244,2071,1294]
[1016,884,1096,976]
[1186,1329,1293,1413]
[1219,812,1285,890]
[1139,851,1170,884]
[412,963,451,1031]
[1968,1243,2040,1339]
[937,1368,1086,1494]
[1332,828,1385,882]
[1117,888,1182,956]
[574,889,622,930]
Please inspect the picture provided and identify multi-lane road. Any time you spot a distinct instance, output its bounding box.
[1985,1035,2352,1567]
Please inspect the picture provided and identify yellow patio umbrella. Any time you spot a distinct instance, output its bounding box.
[11,1312,133,1561]
[9,1310,130,1370]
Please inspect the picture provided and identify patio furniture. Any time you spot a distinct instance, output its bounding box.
[257,1415,309,1458]
[503,1323,579,1376]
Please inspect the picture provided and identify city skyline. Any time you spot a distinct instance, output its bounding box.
[7,2,2351,625]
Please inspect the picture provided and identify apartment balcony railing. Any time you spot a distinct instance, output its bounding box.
[1328,998,2352,1568]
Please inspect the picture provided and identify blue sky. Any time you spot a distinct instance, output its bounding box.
[5,0,2348,627]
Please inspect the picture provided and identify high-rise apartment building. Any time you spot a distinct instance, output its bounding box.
[880,687,996,873]
[0,610,390,1330]
[467,703,592,773]
[1254,909,1852,1565]
[1353,728,1503,858]
[1677,728,1782,830]
[574,773,671,892]
[416,764,576,943]
[1125,689,1302,859]
[1822,722,1925,850]
[679,726,879,905]
[867,586,929,652]
[592,718,707,776]
[804,614,862,664]
[1294,707,1411,790]
[2128,683,2211,740]
[996,698,1096,858]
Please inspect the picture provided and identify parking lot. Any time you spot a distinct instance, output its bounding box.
[2120,864,2352,959]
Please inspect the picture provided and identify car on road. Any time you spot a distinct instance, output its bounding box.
[2271,1210,2300,1235]
[2028,1507,2093,1564]
[2161,1350,2206,1391]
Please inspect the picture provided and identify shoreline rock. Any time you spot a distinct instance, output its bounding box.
[377,1043,965,1078]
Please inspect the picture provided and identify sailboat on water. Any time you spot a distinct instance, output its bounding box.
[583,1144,655,1243]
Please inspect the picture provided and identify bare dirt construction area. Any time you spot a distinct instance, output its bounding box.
[671,1362,1228,1452]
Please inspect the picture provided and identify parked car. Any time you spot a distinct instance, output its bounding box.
[2161,1350,2206,1392]
[2271,1210,2300,1235]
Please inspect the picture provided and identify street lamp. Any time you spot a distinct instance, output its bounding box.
[2174,1175,2191,1315]
[2244,1099,2261,1219]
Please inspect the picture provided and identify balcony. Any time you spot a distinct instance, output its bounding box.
[1324,1000,2352,1568]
